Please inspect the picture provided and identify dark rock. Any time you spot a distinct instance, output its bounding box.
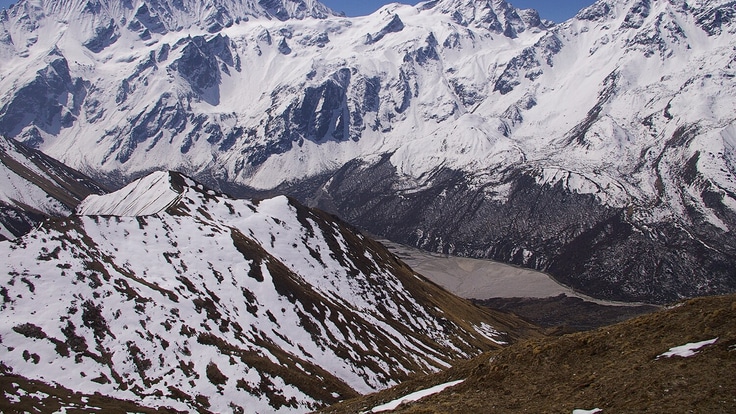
[695,2,736,36]
[493,33,562,95]
[365,14,404,45]
[576,2,612,22]
[169,34,237,104]
[413,34,440,65]
[133,3,167,35]
[278,37,291,55]
[621,0,651,30]
[83,18,119,53]
[0,49,86,139]
[0,204,45,241]
[254,158,736,304]
[111,94,189,163]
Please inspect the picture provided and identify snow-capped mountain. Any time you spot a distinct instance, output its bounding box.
[0,135,106,240]
[0,0,735,302]
[0,171,528,412]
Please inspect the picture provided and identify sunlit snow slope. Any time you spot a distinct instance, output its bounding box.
[0,171,528,413]
[0,0,735,302]
[0,136,105,240]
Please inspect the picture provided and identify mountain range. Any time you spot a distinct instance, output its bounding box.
[1,0,736,411]
[2,0,735,303]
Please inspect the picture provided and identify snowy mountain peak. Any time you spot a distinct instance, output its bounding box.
[76,171,187,216]
[574,0,735,27]
[256,0,339,20]
[0,0,734,306]
[421,0,549,36]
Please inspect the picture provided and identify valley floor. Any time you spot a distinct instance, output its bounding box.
[383,240,659,331]
[382,241,575,300]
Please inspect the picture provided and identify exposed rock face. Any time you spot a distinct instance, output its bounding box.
[0,48,85,140]
[270,159,736,304]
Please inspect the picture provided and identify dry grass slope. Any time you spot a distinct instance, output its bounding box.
[319,294,736,413]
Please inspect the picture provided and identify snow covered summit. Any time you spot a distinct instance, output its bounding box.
[77,170,181,216]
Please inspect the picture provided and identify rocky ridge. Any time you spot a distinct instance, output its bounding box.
[0,171,535,412]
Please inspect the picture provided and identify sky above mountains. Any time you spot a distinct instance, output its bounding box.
[0,0,596,23]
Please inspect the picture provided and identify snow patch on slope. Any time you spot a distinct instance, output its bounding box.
[2,171,509,412]
[657,338,719,359]
[368,379,465,413]
[0,138,71,216]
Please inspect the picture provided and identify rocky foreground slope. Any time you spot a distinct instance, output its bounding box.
[320,293,736,413]
[0,171,536,413]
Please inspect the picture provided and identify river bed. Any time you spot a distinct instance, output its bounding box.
[382,240,644,306]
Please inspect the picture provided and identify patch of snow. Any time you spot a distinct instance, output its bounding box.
[657,338,719,359]
[1,172,503,411]
[367,379,465,413]
[4,391,20,404]
[0,148,71,217]
[573,409,603,414]
[474,322,508,345]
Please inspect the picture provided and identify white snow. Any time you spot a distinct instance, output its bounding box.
[657,338,719,359]
[573,409,603,414]
[0,137,72,218]
[474,322,508,345]
[367,379,465,413]
[77,171,180,216]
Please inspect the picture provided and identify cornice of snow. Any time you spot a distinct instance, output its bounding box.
[76,170,184,216]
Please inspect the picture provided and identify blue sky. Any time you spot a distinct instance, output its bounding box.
[0,0,596,23]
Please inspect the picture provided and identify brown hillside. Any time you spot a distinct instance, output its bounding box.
[318,294,736,413]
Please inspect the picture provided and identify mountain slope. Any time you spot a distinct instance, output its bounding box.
[319,293,736,413]
[0,0,734,303]
[0,136,106,240]
[0,171,535,413]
